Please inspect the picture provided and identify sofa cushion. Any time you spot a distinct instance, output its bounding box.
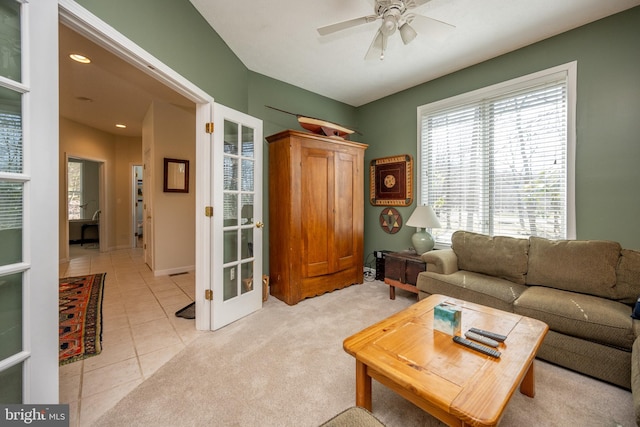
[526,237,621,298]
[416,270,528,313]
[514,286,634,350]
[451,231,529,285]
[614,249,640,305]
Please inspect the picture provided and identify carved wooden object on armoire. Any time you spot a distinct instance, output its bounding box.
[267,130,368,305]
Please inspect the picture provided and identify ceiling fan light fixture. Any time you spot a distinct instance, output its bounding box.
[399,22,417,44]
[381,15,398,36]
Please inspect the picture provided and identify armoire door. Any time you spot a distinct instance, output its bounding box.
[301,146,334,278]
[333,150,362,272]
[301,145,362,278]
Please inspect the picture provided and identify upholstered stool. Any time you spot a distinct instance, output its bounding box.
[319,406,385,427]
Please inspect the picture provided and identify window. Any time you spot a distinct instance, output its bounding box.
[417,63,576,245]
[67,160,83,220]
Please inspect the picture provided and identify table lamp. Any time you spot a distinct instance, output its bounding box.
[406,205,441,254]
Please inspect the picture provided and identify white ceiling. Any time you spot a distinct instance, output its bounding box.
[59,1,639,137]
[190,0,640,106]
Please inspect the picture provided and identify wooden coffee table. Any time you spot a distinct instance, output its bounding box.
[343,294,548,427]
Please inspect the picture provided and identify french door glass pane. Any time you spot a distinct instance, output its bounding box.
[240,194,253,225]
[223,230,237,264]
[241,159,254,192]
[0,181,22,265]
[223,266,237,301]
[0,272,22,360]
[223,157,238,191]
[224,121,238,155]
[241,126,254,158]
[241,228,252,259]
[0,362,22,403]
[0,86,23,174]
[241,262,253,295]
[223,193,237,227]
[0,0,21,81]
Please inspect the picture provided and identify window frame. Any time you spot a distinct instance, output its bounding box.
[416,62,577,246]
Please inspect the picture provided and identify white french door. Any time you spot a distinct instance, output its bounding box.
[0,0,59,403]
[211,104,263,330]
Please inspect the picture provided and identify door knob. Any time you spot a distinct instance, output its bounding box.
[256,221,264,228]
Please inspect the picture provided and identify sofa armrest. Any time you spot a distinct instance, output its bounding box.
[421,249,458,275]
[632,337,640,426]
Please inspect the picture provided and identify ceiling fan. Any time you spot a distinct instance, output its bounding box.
[317,0,454,60]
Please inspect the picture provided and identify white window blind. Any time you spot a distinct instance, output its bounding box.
[418,64,575,245]
[0,104,23,231]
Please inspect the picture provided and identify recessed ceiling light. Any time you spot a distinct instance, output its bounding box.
[69,53,91,64]
[115,124,127,129]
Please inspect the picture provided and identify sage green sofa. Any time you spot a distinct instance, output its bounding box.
[415,231,640,424]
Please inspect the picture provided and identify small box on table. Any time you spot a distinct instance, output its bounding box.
[434,303,461,336]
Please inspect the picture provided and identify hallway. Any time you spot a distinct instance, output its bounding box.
[59,248,203,426]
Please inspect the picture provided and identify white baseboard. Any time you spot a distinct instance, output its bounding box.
[154,265,195,277]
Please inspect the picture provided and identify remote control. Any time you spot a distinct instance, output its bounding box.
[468,327,507,343]
[465,331,499,348]
[453,336,501,358]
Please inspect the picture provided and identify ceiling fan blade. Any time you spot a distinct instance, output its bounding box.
[364,30,387,60]
[408,13,455,41]
[317,15,379,36]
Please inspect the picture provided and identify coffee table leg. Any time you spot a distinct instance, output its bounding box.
[390,285,396,300]
[520,361,536,397]
[355,360,372,410]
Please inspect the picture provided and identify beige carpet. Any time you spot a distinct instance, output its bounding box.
[94,280,635,427]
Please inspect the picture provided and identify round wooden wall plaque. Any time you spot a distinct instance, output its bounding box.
[379,207,402,234]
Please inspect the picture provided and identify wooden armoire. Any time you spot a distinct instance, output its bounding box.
[267,130,368,305]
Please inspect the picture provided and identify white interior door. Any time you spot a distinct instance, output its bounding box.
[211,104,263,330]
[0,0,59,403]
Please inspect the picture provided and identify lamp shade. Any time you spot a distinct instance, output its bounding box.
[406,206,441,229]
[406,206,440,254]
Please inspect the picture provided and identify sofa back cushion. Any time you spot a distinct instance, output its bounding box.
[451,231,529,285]
[526,237,621,298]
[614,249,640,304]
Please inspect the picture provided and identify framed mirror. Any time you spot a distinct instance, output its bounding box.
[163,158,189,193]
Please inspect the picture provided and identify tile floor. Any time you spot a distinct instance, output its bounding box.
[59,246,204,427]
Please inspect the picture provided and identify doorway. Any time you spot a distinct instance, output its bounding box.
[132,164,143,248]
[66,156,104,259]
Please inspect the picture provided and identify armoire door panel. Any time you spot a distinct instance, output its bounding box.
[334,152,357,269]
[302,149,331,277]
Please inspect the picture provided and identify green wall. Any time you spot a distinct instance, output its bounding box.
[358,6,640,257]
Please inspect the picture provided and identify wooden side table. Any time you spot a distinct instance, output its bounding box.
[383,251,426,299]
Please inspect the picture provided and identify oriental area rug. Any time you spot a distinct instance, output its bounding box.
[59,273,106,365]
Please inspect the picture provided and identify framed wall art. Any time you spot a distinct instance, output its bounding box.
[379,207,402,234]
[369,154,413,206]
[163,158,189,193]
